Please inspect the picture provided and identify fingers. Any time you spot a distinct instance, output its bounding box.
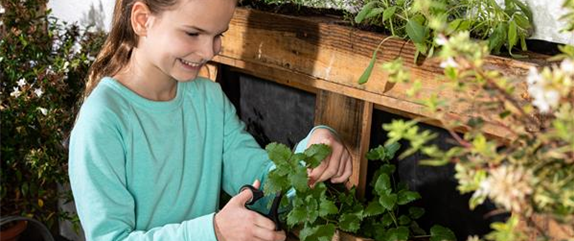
[331,154,352,183]
[233,179,260,205]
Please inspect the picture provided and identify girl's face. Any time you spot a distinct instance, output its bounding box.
[140,0,235,82]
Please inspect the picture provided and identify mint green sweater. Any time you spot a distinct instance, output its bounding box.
[69,77,315,240]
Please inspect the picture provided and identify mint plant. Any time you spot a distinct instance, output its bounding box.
[264,142,456,241]
[354,0,533,59]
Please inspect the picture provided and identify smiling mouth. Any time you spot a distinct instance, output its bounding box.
[179,58,202,68]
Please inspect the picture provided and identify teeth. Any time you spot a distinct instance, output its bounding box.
[180,59,201,67]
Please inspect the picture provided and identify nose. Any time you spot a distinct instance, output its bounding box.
[198,37,219,61]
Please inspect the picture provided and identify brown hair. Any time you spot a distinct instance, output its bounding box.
[84,0,178,98]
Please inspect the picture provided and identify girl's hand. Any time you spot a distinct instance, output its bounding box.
[214,180,286,241]
[306,128,353,187]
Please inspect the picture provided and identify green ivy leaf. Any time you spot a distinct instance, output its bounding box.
[411,221,427,235]
[406,19,428,44]
[385,142,401,159]
[380,164,396,175]
[364,200,385,217]
[430,225,457,241]
[266,143,292,166]
[379,193,398,210]
[375,173,392,196]
[388,226,409,241]
[304,195,319,223]
[339,213,362,233]
[408,207,425,219]
[488,23,507,53]
[397,190,421,205]
[304,144,331,168]
[318,196,338,217]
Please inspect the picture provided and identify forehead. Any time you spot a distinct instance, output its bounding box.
[161,0,236,32]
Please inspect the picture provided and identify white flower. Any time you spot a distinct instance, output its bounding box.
[10,87,21,98]
[467,235,481,241]
[71,42,82,55]
[479,165,533,213]
[37,107,48,116]
[0,4,5,14]
[29,60,37,67]
[17,78,27,87]
[527,67,560,113]
[34,88,43,97]
[435,35,448,46]
[440,57,459,69]
[560,59,574,74]
[63,61,70,73]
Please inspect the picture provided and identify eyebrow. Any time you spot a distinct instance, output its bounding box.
[184,25,229,34]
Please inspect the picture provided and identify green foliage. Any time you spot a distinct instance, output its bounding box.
[265,142,455,241]
[0,0,105,231]
[354,0,533,61]
[377,6,574,241]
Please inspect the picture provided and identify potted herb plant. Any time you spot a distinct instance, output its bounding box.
[263,142,456,241]
[0,0,105,236]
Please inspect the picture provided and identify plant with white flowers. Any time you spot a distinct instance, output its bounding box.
[0,0,105,231]
[360,0,574,240]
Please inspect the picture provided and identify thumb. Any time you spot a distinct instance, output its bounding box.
[233,179,260,205]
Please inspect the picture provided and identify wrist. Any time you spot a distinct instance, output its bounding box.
[213,212,225,241]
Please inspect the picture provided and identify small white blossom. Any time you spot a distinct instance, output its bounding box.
[17,78,27,87]
[527,67,560,113]
[10,87,21,98]
[34,88,43,97]
[29,60,37,67]
[440,57,459,69]
[71,42,82,55]
[560,59,574,74]
[63,61,70,73]
[477,165,533,213]
[37,107,48,116]
[0,4,5,14]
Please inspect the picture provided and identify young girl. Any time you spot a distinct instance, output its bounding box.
[68,0,352,240]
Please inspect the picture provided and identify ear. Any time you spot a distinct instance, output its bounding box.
[131,1,152,37]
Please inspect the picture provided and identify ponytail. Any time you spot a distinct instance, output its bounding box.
[84,0,178,98]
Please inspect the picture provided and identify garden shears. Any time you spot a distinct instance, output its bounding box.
[240,184,283,231]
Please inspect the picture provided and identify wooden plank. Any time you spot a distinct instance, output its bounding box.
[314,90,372,198]
[213,7,548,139]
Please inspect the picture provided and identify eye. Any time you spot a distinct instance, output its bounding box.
[186,32,199,37]
[216,33,225,38]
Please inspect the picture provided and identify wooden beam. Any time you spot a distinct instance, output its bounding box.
[213,7,548,139]
[314,90,373,198]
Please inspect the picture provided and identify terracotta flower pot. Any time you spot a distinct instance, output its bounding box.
[0,220,28,241]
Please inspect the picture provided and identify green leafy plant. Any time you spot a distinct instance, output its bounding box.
[1,0,105,231]
[264,142,455,241]
[354,0,533,59]
[357,2,574,240]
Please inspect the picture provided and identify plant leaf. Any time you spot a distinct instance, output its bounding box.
[508,20,518,53]
[375,173,392,196]
[430,225,457,241]
[379,193,398,210]
[364,200,385,217]
[358,49,378,84]
[388,226,409,241]
[366,7,386,20]
[406,19,428,44]
[304,144,331,168]
[398,214,412,225]
[339,213,362,233]
[408,207,425,219]
[355,1,377,23]
[319,197,338,217]
[397,190,421,205]
[266,143,292,166]
[383,6,397,21]
[289,166,309,192]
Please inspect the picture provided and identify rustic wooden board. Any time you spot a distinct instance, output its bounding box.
[213,7,547,139]
[314,90,372,198]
